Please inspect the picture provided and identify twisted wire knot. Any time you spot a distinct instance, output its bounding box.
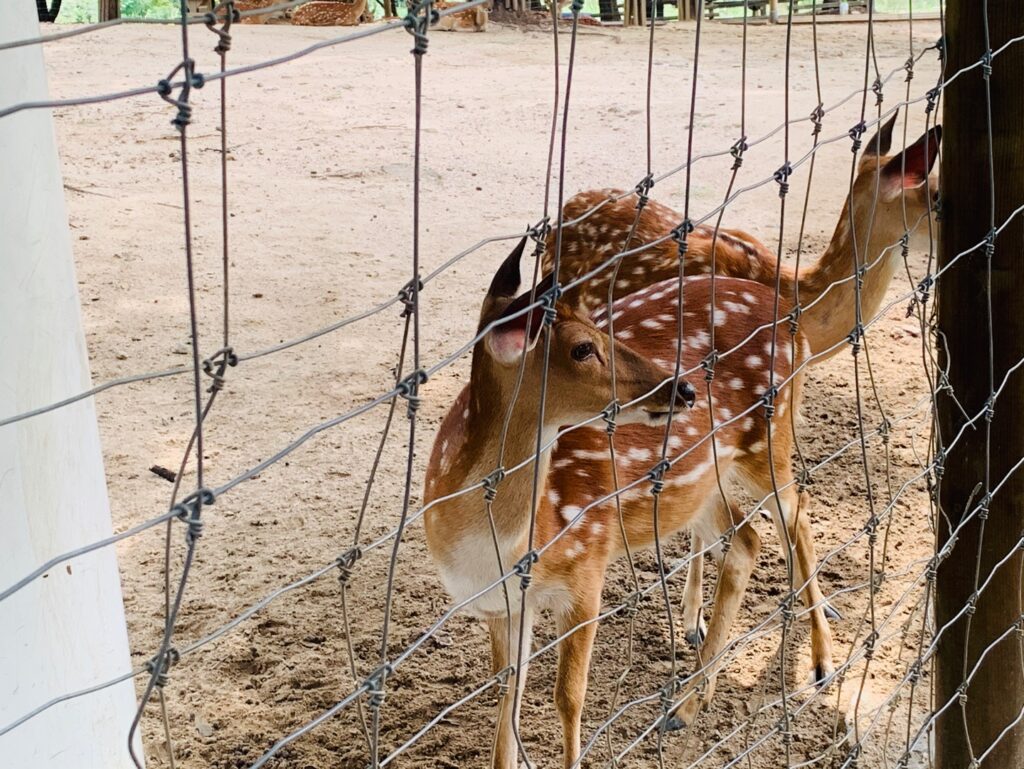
[788,305,802,337]
[773,163,792,198]
[730,136,749,168]
[848,121,867,154]
[671,219,694,258]
[337,547,362,585]
[398,277,424,317]
[925,87,940,114]
[174,488,215,545]
[602,401,620,436]
[404,0,434,55]
[205,1,235,54]
[146,647,181,688]
[701,350,719,383]
[202,346,237,393]
[904,55,915,83]
[514,551,538,591]
[809,105,825,137]
[398,369,428,417]
[648,459,670,496]
[482,467,506,502]
[366,664,392,710]
[871,77,884,106]
[634,173,654,209]
[761,386,778,419]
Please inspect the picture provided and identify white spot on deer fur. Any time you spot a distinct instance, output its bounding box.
[627,447,653,463]
[658,313,675,323]
[685,425,700,437]
[742,418,754,431]
[565,541,584,559]
[668,435,683,450]
[618,329,634,341]
[590,522,605,537]
[616,279,631,290]
[654,358,669,368]
[462,408,470,420]
[632,266,646,276]
[629,299,644,309]
[748,440,766,453]
[717,407,733,422]
[715,312,728,327]
[742,291,757,304]
[553,459,572,470]
[641,318,661,330]
[723,300,750,314]
[547,489,560,507]
[561,504,582,524]
[693,330,711,348]
[730,377,745,391]
[746,355,763,368]
[669,459,715,487]
[764,341,777,357]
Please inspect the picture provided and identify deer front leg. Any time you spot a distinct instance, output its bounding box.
[554,586,602,769]
[681,533,707,647]
[668,506,761,730]
[488,607,535,769]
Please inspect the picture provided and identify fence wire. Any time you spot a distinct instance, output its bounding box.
[2,1,1023,768]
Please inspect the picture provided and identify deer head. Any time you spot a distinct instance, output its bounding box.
[852,110,942,247]
[473,237,696,432]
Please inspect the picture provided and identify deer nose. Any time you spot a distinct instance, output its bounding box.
[675,380,697,409]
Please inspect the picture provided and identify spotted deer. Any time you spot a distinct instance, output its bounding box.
[290,0,370,26]
[545,114,942,361]
[543,114,941,645]
[423,238,833,769]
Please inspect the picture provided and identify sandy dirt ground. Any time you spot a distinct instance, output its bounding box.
[38,13,944,768]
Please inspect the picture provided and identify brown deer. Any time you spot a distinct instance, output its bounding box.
[543,114,941,645]
[545,114,942,361]
[423,238,833,769]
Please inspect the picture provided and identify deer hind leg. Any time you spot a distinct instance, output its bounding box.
[553,583,602,769]
[681,497,746,647]
[758,483,835,685]
[488,606,535,769]
[668,496,761,729]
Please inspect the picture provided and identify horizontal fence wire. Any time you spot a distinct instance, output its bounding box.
[3,1,1023,768]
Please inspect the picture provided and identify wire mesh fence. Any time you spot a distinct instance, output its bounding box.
[1,1,1023,767]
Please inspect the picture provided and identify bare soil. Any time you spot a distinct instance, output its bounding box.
[43,14,942,768]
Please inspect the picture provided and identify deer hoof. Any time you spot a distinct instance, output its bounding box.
[811,662,835,688]
[664,715,687,732]
[824,602,843,622]
[684,616,707,647]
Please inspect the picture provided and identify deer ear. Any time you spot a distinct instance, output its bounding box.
[479,236,528,328]
[862,109,900,158]
[880,125,941,202]
[481,271,555,366]
[483,312,542,366]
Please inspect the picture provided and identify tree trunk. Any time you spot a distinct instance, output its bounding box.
[99,0,119,21]
[936,2,1024,768]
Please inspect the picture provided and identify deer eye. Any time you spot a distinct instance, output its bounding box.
[571,342,596,362]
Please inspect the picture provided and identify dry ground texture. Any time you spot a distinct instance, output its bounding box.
[39,13,944,769]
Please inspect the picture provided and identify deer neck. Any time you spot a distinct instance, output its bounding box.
[797,196,909,359]
[449,351,557,539]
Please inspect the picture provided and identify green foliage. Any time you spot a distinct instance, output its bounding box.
[57,0,182,23]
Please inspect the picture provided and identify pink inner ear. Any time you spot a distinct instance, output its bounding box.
[486,326,528,365]
[883,130,940,192]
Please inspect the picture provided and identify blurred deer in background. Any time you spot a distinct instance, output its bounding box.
[424,238,833,769]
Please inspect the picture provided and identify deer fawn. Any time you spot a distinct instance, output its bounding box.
[424,237,832,768]
[543,113,941,645]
